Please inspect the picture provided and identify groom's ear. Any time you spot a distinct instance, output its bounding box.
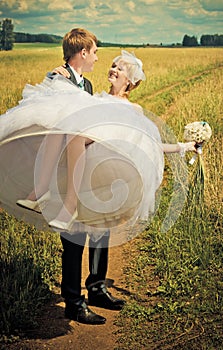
[81,48,87,58]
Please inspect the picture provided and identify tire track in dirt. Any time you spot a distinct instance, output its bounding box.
[140,64,223,103]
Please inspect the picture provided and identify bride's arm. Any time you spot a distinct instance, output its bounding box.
[129,103,196,156]
[162,141,196,156]
[47,65,71,79]
[52,65,70,78]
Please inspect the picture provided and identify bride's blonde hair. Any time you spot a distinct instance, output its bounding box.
[113,50,146,83]
[111,51,146,98]
[112,58,143,98]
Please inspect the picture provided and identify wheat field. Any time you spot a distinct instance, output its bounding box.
[1,45,222,212]
[0,44,222,347]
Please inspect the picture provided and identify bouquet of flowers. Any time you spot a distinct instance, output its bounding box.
[182,121,212,238]
[184,121,212,164]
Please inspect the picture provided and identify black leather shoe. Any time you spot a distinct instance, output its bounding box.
[88,283,125,310]
[65,297,106,325]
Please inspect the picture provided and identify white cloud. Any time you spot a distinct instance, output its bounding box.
[98,23,110,27]
[17,0,29,12]
[131,16,147,25]
[48,0,73,10]
[0,0,16,7]
[138,0,158,4]
[0,0,222,44]
[184,8,200,16]
[126,1,136,11]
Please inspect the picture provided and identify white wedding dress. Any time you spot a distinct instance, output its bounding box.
[0,75,164,244]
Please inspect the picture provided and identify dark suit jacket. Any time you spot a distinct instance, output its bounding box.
[47,63,93,95]
[65,63,93,95]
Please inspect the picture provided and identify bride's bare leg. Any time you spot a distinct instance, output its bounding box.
[26,134,64,200]
[55,134,92,221]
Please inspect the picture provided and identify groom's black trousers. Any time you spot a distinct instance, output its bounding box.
[60,232,109,301]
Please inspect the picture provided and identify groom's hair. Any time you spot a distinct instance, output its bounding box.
[63,28,98,62]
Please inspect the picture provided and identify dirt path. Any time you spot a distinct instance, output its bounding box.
[3,244,127,350]
[140,64,223,104]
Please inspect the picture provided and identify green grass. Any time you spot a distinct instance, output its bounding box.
[0,45,222,347]
[0,211,62,338]
[115,62,223,349]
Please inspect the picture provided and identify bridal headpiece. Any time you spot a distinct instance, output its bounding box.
[113,50,146,84]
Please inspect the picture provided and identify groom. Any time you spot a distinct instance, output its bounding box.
[49,28,125,325]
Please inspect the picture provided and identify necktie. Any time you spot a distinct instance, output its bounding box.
[78,79,85,90]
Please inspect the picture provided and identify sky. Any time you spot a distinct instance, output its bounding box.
[0,0,222,45]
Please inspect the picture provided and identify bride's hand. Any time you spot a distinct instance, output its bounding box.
[52,65,71,78]
[178,141,197,157]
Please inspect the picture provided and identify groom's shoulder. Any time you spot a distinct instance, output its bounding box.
[83,77,93,94]
[84,76,92,85]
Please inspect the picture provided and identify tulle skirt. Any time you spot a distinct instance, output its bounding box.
[0,76,164,245]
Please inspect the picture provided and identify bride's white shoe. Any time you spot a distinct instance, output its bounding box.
[16,191,50,213]
[49,209,78,231]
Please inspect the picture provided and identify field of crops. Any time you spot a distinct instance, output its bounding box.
[0,44,222,348]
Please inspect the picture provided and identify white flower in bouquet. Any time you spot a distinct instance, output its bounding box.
[184,121,212,144]
[184,121,212,164]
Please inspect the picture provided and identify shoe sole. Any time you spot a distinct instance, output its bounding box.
[16,202,41,214]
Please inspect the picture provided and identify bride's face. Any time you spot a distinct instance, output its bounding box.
[108,59,130,89]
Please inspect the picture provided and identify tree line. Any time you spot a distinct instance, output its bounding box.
[0,18,223,51]
[15,32,62,44]
[182,34,223,47]
[0,18,62,50]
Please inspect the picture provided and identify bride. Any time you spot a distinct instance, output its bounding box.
[0,50,195,236]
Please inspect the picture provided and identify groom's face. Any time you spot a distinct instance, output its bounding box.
[83,41,98,72]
